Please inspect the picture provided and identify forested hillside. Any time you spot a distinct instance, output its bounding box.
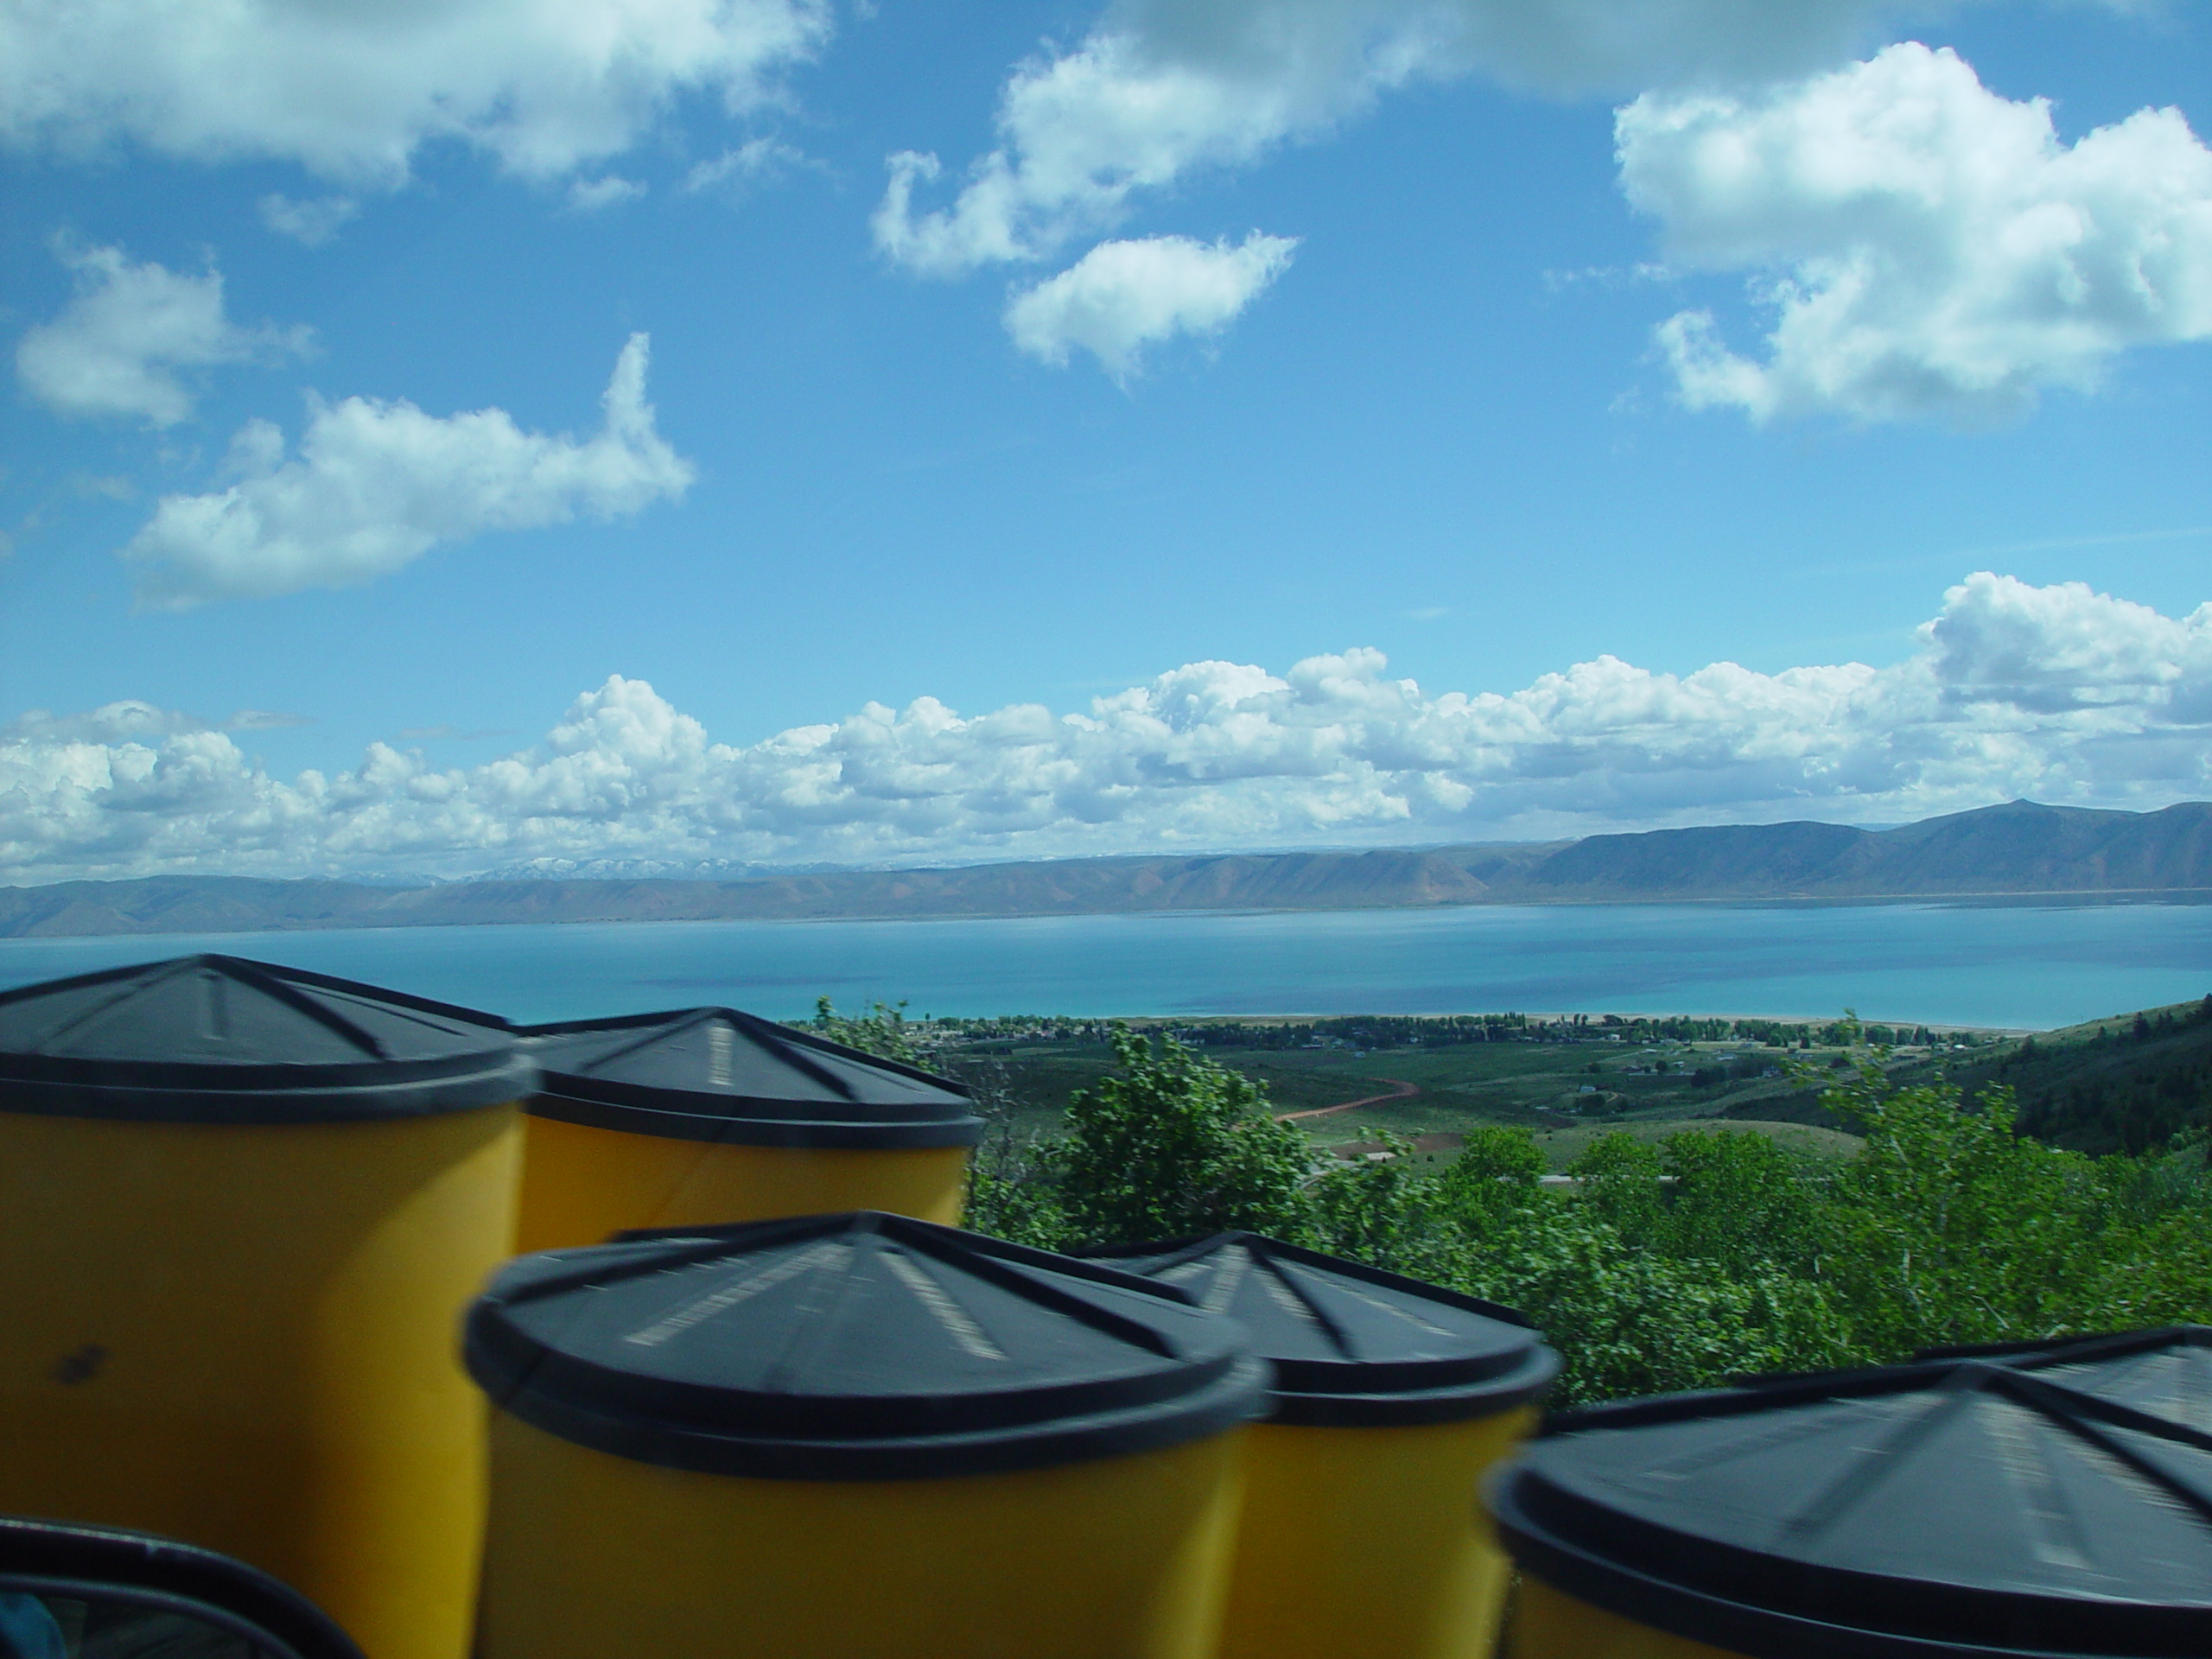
[1945,996,2212,1153]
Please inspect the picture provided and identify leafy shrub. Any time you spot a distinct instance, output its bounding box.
[968,1027,1313,1249]
[809,995,929,1065]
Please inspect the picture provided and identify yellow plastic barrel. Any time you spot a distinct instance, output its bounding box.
[1089,1233,1558,1659]
[512,1007,982,1251]
[1487,1337,2212,1659]
[0,953,531,1659]
[468,1211,1270,1659]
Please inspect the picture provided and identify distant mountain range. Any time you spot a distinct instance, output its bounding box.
[3,800,2207,938]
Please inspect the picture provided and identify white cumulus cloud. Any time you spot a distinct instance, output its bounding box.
[1620,42,2212,424]
[871,0,1964,374]
[120,334,694,609]
[15,241,313,427]
[5,574,2208,883]
[1007,232,1299,378]
[257,194,359,246]
[568,175,648,213]
[871,0,1928,281]
[683,137,815,194]
[0,0,831,183]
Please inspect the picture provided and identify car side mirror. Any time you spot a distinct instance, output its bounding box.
[1,1517,364,1659]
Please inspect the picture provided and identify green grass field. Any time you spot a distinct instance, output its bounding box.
[944,1020,1865,1160]
[935,999,2209,1169]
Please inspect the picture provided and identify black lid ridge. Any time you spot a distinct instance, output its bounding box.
[1079,1232,1558,1426]
[465,1211,1271,1480]
[517,1007,983,1149]
[1492,1331,2212,1659]
[0,955,532,1122]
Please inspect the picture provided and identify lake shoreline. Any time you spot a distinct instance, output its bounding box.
[2,902,2202,1033]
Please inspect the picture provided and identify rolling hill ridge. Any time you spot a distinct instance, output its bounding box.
[1,798,2205,938]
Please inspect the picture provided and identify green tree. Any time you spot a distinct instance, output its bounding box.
[2075,1206,2212,1329]
[1051,1027,1313,1247]
[1414,1123,1849,1402]
[1433,1191,1847,1405]
[1306,1135,1469,1283]
[963,1135,1072,1251]
[1433,1123,1548,1225]
[1569,1133,1667,1249]
[1818,1057,2108,1353]
[808,995,927,1065]
[1659,1128,1827,1279]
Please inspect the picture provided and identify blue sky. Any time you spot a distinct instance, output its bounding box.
[2,0,2209,880]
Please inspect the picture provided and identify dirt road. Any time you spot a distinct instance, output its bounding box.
[1276,1077,1420,1122]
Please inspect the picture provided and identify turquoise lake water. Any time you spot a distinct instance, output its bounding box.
[1,899,2208,1030]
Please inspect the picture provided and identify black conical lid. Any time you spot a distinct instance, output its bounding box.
[1081,1234,1557,1426]
[464,1211,1270,1480]
[0,955,532,1122]
[2028,1327,2212,1432]
[517,1007,982,1149]
[1904,1327,2212,1437]
[1489,1344,2212,1659]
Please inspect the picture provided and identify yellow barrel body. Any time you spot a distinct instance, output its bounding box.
[1082,1233,1560,1659]
[1217,1408,1537,1659]
[514,1111,969,1251]
[479,1411,1246,1659]
[1504,1576,1754,1659]
[0,1100,523,1659]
